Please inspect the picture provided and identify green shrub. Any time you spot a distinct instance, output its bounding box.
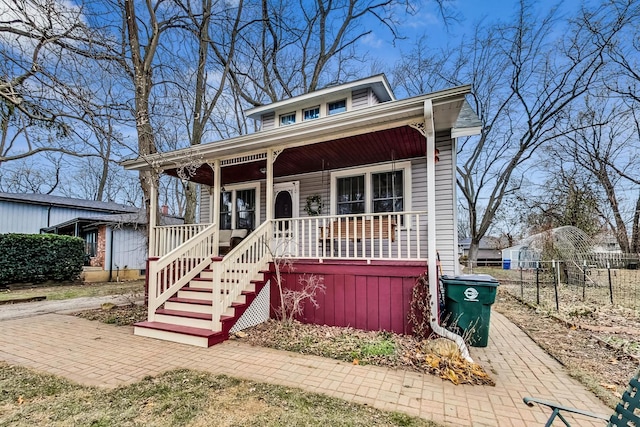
[0,234,85,285]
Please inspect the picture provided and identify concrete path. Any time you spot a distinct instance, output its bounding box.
[0,309,611,426]
[0,295,142,321]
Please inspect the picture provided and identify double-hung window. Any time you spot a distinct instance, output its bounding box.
[332,162,410,218]
[336,175,365,215]
[219,184,260,230]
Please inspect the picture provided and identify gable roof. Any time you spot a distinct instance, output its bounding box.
[0,193,138,213]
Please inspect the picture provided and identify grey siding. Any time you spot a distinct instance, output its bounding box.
[434,134,457,275]
[261,112,275,130]
[0,201,126,234]
[108,226,148,271]
[410,136,457,275]
[200,187,212,223]
[351,88,370,110]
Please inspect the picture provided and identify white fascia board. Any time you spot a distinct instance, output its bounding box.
[451,126,482,138]
[122,85,472,171]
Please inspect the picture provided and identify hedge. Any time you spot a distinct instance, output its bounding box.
[0,233,85,285]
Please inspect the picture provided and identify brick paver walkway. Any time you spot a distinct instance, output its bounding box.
[0,310,611,426]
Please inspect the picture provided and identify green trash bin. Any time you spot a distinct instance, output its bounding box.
[441,274,499,347]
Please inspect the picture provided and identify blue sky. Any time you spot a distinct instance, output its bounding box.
[364,0,585,68]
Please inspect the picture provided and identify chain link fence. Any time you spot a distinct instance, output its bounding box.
[474,257,640,311]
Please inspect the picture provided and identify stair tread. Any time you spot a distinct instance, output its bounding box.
[155,309,212,320]
[167,297,212,305]
[135,321,221,337]
[181,286,212,293]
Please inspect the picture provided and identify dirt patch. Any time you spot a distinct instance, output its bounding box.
[75,303,147,326]
[494,289,638,407]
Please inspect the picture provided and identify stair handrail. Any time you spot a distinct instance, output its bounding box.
[148,222,218,321]
[211,220,273,331]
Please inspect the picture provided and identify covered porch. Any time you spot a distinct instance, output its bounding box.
[122,85,480,347]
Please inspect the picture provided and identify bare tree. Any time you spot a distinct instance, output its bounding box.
[553,96,640,252]
[228,0,409,107]
[394,1,621,262]
[0,0,125,168]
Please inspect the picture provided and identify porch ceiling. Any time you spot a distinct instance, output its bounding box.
[165,124,428,186]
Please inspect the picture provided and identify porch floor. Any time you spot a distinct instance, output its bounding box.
[0,310,609,426]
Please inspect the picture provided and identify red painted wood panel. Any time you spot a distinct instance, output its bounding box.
[366,276,379,331]
[333,274,345,327]
[344,275,356,327]
[355,275,367,330]
[270,260,427,335]
[378,277,391,332]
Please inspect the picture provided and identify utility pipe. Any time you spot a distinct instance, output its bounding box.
[424,99,473,363]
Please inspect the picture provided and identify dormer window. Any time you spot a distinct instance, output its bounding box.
[280,112,296,126]
[328,99,347,115]
[303,106,320,121]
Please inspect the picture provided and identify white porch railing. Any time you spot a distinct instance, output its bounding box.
[147,223,217,321]
[152,223,210,257]
[211,221,272,330]
[145,212,425,332]
[271,211,428,262]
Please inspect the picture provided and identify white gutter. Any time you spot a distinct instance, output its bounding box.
[424,99,473,363]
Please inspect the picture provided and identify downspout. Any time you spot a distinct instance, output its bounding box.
[108,227,114,282]
[47,204,52,227]
[424,99,473,363]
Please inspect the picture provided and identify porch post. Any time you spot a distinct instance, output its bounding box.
[149,174,158,257]
[424,99,472,362]
[266,149,274,220]
[424,99,438,318]
[212,159,221,255]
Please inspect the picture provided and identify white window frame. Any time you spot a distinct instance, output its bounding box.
[279,112,296,126]
[327,99,347,115]
[303,106,320,121]
[219,181,261,229]
[329,161,412,218]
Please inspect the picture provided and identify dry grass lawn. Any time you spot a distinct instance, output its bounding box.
[0,363,439,427]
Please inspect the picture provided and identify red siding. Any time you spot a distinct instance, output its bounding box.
[269,260,427,335]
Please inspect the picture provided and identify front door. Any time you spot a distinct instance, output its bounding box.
[273,182,299,256]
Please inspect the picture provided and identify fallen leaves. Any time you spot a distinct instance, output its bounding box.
[241,320,495,386]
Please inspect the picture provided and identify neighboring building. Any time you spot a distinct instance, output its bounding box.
[123,74,482,347]
[0,192,138,234]
[0,192,175,282]
[42,210,183,282]
[458,236,507,267]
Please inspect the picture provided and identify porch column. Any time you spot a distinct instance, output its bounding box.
[266,149,274,220]
[212,159,221,255]
[424,99,438,317]
[424,99,472,362]
[149,174,158,257]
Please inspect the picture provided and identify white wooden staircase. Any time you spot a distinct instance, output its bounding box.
[134,222,272,347]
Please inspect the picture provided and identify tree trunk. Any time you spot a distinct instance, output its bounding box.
[631,194,640,253]
[467,240,480,268]
[184,181,198,223]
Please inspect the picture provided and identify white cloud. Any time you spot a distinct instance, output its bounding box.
[361,32,384,49]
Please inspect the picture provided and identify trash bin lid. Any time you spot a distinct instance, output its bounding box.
[441,274,499,286]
